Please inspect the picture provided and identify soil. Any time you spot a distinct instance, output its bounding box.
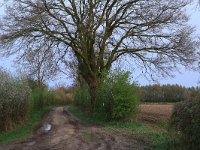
[0,107,150,150]
[137,104,174,123]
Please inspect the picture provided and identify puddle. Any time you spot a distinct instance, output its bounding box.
[40,123,52,133]
[82,132,100,143]
[27,141,36,146]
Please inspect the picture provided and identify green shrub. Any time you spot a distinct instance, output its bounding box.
[30,87,58,111]
[73,71,139,120]
[30,84,75,111]
[0,106,52,144]
[73,85,91,110]
[96,72,139,120]
[171,97,200,150]
[27,78,47,90]
[0,68,31,132]
[53,86,74,105]
[43,90,59,106]
[30,87,44,111]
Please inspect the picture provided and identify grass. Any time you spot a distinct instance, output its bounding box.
[0,107,52,144]
[69,105,183,150]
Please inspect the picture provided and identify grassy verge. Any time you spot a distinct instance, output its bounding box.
[69,105,183,150]
[0,107,52,144]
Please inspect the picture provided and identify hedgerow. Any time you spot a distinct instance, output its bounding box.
[0,68,31,132]
[171,96,200,150]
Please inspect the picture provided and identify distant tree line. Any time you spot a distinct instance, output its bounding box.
[139,84,200,103]
[0,0,199,112]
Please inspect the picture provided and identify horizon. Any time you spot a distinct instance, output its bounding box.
[0,2,200,88]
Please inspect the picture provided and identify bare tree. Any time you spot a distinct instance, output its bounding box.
[0,0,199,111]
[19,42,58,86]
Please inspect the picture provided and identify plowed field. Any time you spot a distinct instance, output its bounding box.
[137,103,174,123]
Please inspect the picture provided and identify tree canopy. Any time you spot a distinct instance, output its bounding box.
[0,0,199,111]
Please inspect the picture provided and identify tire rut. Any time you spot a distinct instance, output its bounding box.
[0,107,150,150]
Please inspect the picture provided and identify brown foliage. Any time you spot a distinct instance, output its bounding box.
[0,0,199,111]
[53,86,74,105]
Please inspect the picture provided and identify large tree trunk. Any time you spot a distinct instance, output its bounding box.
[87,76,98,113]
[79,69,98,113]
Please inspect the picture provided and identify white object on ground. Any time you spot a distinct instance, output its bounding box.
[41,123,52,133]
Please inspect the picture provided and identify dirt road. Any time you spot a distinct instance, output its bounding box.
[0,107,149,150]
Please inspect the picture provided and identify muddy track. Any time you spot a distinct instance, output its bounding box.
[0,107,150,150]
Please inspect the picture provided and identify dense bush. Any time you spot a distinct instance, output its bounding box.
[30,85,74,111]
[96,72,139,120]
[73,85,91,109]
[30,87,44,111]
[0,68,31,132]
[74,71,139,120]
[30,87,59,111]
[53,86,74,105]
[171,97,200,150]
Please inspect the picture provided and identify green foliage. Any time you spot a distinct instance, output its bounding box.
[69,105,147,130]
[43,90,59,106]
[96,72,139,120]
[0,68,31,132]
[30,87,58,111]
[139,84,187,103]
[28,78,58,111]
[73,71,139,120]
[30,83,74,112]
[69,105,183,150]
[68,105,106,124]
[171,98,200,150]
[150,132,183,150]
[30,87,45,111]
[139,85,200,103]
[27,78,40,89]
[0,107,52,144]
[73,85,91,110]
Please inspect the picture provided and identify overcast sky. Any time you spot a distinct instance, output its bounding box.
[0,2,200,87]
